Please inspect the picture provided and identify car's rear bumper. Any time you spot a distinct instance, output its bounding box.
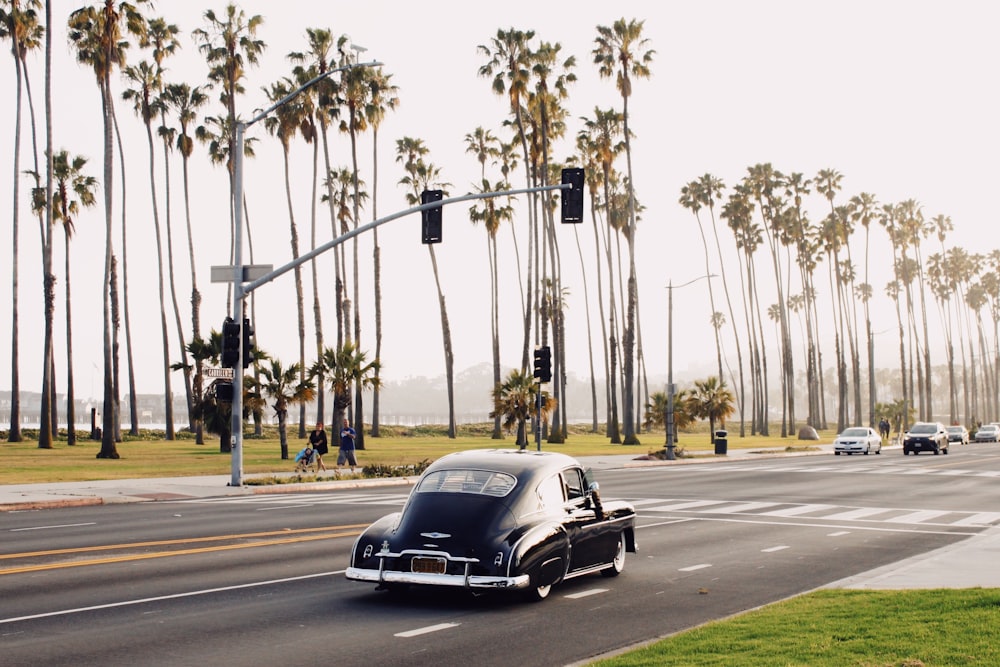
[346,566,529,590]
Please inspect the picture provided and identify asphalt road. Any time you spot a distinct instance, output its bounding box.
[3,444,999,666]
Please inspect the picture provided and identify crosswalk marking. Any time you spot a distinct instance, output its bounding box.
[760,504,835,517]
[633,498,1000,528]
[175,490,1000,530]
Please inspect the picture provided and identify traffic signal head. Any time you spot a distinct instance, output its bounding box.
[561,168,584,223]
[221,317,240,368]
[532,345,552,383]
[241,317,255,369]
[215,381,234,403]
[421,189,443,244]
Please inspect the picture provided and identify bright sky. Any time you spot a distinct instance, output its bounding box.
[1,0,998,407]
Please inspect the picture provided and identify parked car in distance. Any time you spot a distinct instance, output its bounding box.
[833,426,882,455]
[345,449,637,602]
[946,425,970,445]
[902,422,950,455]
[974,424,1000,443]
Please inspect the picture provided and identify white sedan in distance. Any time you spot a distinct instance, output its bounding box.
[833,426,883,455]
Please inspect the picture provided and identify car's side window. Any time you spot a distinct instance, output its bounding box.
[562,468,585,501]
[536,474,566,510]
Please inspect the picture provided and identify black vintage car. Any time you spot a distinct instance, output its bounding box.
[345,449,637,601]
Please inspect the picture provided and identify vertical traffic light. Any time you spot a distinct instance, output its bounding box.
[241,317,255,369]
[221,317,240,368]
[421,189,443,244]
[561,167,584,223]
[532,345,552,383]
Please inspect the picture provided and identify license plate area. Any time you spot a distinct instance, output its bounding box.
[411,556,446,574]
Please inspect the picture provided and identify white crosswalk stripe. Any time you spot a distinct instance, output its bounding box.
[632,497,1000,528]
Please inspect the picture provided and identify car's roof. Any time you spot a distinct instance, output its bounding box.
[425,448,582,479]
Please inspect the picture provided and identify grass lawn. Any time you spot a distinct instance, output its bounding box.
[0,423,829,484]
[591,588,1000,666]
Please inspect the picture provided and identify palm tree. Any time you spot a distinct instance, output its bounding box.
[395,136,457,437]
[263,76,309,440]
[679,180,724,382]
[163,80,208,441]
[1,0,43,443]
[362,66,398,438]
[288,28,337,425]
[192,3,265,310]
[258,358,315,460]
[578,107,625,441]
[593,18,654,445]
[687,376,735,445]
[478,28,537,372]
[491,369,555,449]
[465,126,506,439]
[848,191,880,426]
[310,342,381,446]
[144,16,193,433]
[644,388,694,441]
[68,0,149,459]
[48,150,97,446]
[334,40,375,449]
[697,173,747,436]
[122,58,175,439]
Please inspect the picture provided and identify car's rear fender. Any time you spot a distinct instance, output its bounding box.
[509,521,570,587]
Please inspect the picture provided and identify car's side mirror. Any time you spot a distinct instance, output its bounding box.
[587,482,604,519]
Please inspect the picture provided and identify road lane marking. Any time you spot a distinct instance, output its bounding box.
[0,571,343,625]
[678,564,712,572]
[565,588,608,599]
[761,546,789,553]
[10,522,97,532]
[828,531,851,536]
[395,623,460,638]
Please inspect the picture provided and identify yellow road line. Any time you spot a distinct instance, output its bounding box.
[0,524,369,560]
[0,527,365,575]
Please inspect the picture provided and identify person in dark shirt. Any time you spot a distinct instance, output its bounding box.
[308,422,328,472]
[337,417,357,474]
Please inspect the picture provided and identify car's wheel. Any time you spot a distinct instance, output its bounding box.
[933,444,940,455]
[864,446,870,455]
[525,577,552,602]
[834,451,841,456]
[601,533,626,578]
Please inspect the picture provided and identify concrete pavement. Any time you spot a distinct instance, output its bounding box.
[3,442,999,589]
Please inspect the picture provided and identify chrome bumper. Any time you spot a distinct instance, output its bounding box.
[345,566,529,590]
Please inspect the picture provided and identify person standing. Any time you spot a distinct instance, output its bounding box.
[338,417,358,474]
[309,422,328,471]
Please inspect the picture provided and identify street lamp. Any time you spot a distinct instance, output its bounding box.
[868,326,893,429]
[665,274,717,460]
[229,56,381,487]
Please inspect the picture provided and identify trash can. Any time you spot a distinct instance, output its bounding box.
[714,429,728,455]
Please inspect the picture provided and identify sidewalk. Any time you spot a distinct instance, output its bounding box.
[3,442,999,589]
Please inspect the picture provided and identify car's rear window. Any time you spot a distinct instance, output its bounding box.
[416,469,517,497]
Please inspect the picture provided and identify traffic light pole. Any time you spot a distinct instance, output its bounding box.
[227,177,574,485]
[229,60,381,487]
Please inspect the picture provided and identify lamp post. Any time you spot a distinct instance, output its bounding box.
[665,274,717,460]
[868,326,892,429]
[229,56,380,487]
